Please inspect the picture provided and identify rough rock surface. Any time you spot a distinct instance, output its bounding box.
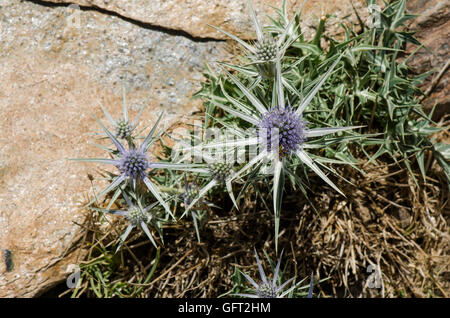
[41,0,449,115]
[41,0,368,39]
[406,0,449,119]
[0,0,227,297]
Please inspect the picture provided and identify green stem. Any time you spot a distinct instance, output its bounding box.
[312,15,327,50]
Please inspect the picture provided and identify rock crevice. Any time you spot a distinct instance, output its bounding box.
[27,0,225,42]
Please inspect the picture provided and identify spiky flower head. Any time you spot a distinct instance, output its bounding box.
[71,111,194,222]
[115,118,133,139]
[126,205,151,227]
[257,282,278,298]
[209,0,308,79]
[258,106,307,157]
[87,187,162,252]
[235,249,310,298]
[255,37,278,62]
[208,162,234,183]
[117,148,150,179]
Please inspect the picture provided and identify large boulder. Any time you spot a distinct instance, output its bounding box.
[0,0,227,297]
[42,0,449,115]
[41,0,368,39]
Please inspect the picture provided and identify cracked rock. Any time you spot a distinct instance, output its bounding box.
[0,0,228,297]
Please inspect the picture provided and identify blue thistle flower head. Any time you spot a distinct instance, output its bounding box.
[258,106,307,157]
[235,249,298,298]
[71,111,188,221]
[117,147,150,179]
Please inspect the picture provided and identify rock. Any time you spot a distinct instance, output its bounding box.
[406,0,450,119]
[41,0,369,39]
[43,0,448,117]
[0,0,228,297]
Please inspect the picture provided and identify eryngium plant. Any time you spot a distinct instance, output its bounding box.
[235,250,314,298]
[194,0,449,234]
[70,108,200,219]
[188,53,361,249]
[215,0,449,188]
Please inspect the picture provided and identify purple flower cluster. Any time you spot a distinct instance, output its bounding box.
[117,148,150,179]
[258,106,307,157]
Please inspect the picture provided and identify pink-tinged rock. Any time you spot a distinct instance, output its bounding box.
[406,0,449,118]
[41,0,369,39]
[0,0,228,297]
